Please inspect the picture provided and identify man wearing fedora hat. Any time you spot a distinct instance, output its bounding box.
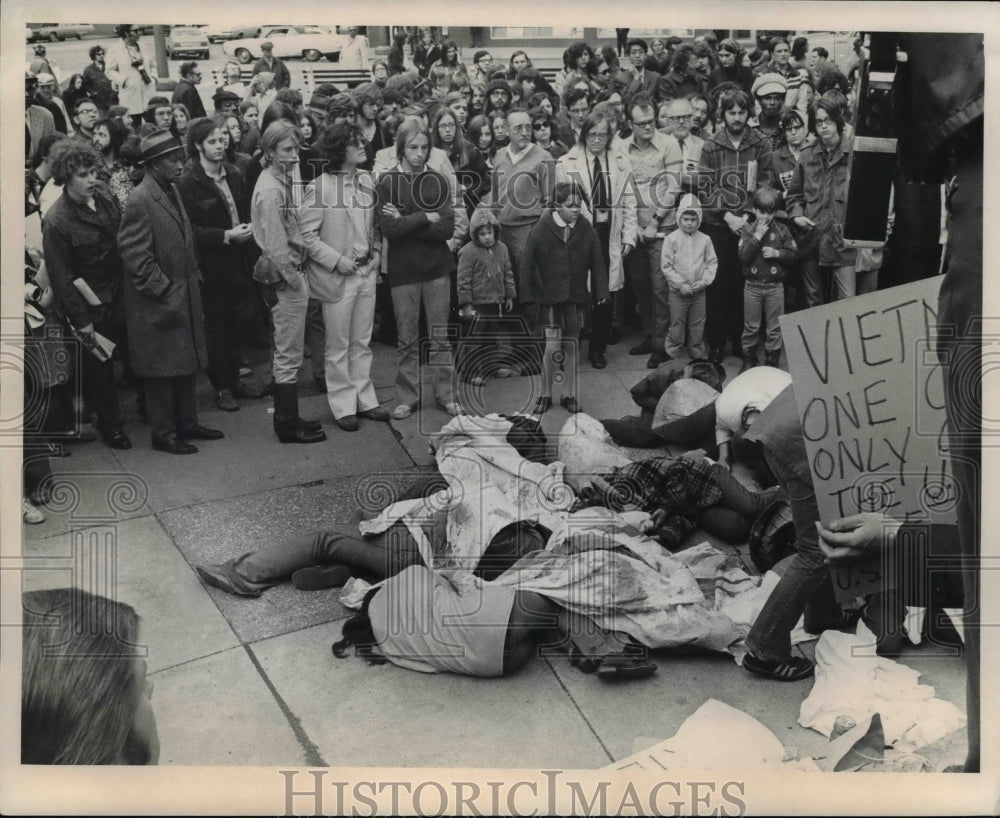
[251,41,291,91]
[118,129,223,454]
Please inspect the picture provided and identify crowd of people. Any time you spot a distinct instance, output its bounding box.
[21,25,981,772]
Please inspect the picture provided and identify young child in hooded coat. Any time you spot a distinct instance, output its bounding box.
[456,208,516,385]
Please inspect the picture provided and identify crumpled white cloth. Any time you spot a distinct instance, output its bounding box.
[360,414,572,569]
[555,413,633,493]
[672,542,815,659]
[799,620,966,747]
[605,699,819,771]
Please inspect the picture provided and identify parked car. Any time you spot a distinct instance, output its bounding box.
[167,27,210,60]
[223,25,348,63]
[28,24,95,42]
[203,24,263,43]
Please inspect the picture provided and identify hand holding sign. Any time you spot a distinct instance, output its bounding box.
[816,513,903,565]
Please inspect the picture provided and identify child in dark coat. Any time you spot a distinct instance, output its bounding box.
[456,208,516,385]
[738,187,797,370]
[522,181,608,414]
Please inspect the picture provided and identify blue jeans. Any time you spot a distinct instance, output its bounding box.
[801,253,857,306]
[665,289,706,359]
[741,280,784,354]
[391,275,455,409]
[744,438,840,662]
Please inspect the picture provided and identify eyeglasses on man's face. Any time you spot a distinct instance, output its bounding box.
[668,114,692,123]
[587,130,610,141]
[632,118,655,128]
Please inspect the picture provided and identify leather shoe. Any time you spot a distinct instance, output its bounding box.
[195,560,261,597]
[708,346,724,364]
[334,415,359,432]
[152,434,198,455]
[102,429,133,450]
[629,340,654,355]
[646,350,670,369]
[179,425,225,441]
[358,406,391,421]
[231,382,264,400]
[560,396,582,414]
[215,390,239,412]
[590,353,607,369]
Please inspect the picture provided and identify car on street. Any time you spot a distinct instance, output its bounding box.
[27,23,95,42]
[167,26,211,60]
[223,25,349,63]
[203,24,264,43]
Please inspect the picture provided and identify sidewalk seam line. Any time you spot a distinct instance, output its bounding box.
[544,658,616,763]
[243,643,329,767]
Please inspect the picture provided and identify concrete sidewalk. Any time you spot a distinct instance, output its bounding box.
[20,336,968,769]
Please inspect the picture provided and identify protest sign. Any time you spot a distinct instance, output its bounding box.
[779,276,957,600]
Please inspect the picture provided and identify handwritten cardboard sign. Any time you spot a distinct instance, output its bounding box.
[779,276,957,600]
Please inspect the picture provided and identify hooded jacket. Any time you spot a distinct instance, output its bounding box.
[457,209,515,306]
[660,194,718,292]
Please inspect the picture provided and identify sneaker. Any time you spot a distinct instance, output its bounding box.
[22,498,45,525]
[391,404,413,420]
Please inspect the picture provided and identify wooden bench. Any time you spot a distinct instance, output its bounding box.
[210,66,562,97]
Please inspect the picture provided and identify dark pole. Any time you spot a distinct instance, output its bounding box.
[152,25,169,78]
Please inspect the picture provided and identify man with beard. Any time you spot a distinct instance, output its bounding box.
[750,73,787,150]
[696,87,773,365]
[83,45,118,112]
[118,130,222,454]
[172,62,207,119]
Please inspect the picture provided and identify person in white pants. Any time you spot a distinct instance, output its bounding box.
[299,122,390,431]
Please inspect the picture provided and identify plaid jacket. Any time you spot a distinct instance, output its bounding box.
[600,455,723,548]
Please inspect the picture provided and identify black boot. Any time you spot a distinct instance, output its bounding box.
[764,349,781,368]
[273,384,326,444]
[739,348,757,374]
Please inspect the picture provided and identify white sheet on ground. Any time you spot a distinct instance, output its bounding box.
[346,418,814,656]
[605,699,820,771]
[798,620,966,747]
